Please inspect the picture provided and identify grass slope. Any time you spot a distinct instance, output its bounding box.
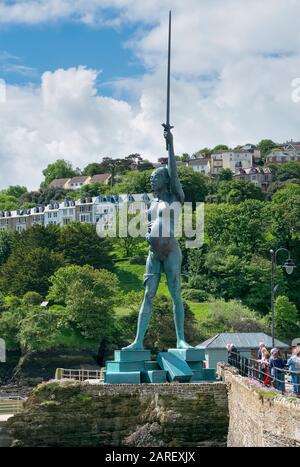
[114,261,208,320]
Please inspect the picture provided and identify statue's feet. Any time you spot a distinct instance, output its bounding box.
[121,341,144,351]
[176,340,194,349]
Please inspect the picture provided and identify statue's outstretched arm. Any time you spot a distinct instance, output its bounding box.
[164,128,185,204]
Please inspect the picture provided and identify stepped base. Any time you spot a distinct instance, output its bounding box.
[168,348,205,361]
[157,352,193,382]
[105,372,140,384]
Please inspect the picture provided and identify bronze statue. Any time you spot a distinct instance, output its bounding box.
[123,12,193,351]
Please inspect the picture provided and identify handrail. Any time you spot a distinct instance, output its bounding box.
[55,368,105,382]
[228,351,300,396]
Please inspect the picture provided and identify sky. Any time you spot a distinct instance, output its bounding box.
[1,0,300,189]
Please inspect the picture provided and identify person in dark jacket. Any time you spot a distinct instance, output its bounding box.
[269,348,285,393]
[226,343,239,368]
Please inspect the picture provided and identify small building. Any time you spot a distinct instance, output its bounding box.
[186,158,210,175]
[234,167,273,191]
[197,332,290,369]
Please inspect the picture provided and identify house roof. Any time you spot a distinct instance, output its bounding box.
[187,159,209,166]
[49,178,70,187]
[197,333,289,350]
[68,176,90,184]
[90,173,112,183]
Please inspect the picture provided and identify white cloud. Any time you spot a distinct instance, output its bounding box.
[1,1,300,189]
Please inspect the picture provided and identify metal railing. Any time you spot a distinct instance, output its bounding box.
[55,368,105,382]
[0,396,26,415]
[228,351,300,397]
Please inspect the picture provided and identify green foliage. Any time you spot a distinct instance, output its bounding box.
[212,144,229,153]
[272,161,300,182]
[0,230,14,265]
[42,159,78,187]
[0,247,65,296]
[215,179,265,204]
[18,308,61,352]
[177,167,209,203]
[205,200,269,253]
[273,295,300,343]
[57,223,113,270]
[48,265,120,341]
[21,291,43,306]
[2,185,27,198]
[219,169,233,181]
[181,289,210,302]
[270,184,300,245]
[0,193,18,211]
[82,163,103,176]
[196,299,267,341]
[80,183,109,197]
[257,139,276,157]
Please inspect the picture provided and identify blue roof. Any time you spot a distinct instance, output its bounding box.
[197,333,289,350]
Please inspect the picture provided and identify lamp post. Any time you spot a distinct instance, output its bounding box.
[270,248,296,348]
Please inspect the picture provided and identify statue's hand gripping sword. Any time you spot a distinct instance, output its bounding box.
[162,10,173,151]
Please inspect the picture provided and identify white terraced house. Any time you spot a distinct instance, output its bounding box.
[0,194,153,233]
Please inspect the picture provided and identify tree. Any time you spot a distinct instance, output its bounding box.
[181,153,191,162]
[48,265,120,342]
[270,184,300,246]
[219,169,233,181]
[273,161,300,182]
[3,185,27,198]
[0,247,65,297]
[18,308,61,352]
[42,159,78,187]
[57,223,113,270]
[273,296,300,343]
[82,163,103,177]
[177,167,209,203]
[212,144,229,154]
[257,139,276,158]
[80,183,108,197]
[196,300,267,341]
[0,194,18,211]
[216,179,265,204]
[113,170,152,194]
[0,230,14,265]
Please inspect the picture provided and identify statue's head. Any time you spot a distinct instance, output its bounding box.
[150,167,170,192]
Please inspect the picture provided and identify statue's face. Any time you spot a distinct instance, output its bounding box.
[150,169,168,192]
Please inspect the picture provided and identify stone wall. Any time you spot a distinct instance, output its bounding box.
[217,363,300,447]
[7,381,229,447]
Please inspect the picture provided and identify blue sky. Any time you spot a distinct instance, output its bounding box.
[1,0,300,189]
[0,20,146,96]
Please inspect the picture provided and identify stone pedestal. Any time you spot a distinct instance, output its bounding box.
[105,347,215,384]
[105,350,167,384]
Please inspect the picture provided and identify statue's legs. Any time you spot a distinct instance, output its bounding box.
[163,245,193,349]
[122,252,161,350]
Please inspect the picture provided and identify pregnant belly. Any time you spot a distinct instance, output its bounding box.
[148,219,177,259]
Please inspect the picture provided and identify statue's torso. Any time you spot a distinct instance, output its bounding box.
[147,192,180,260]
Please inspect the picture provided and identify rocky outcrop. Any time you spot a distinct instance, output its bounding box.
[7,381,229,447]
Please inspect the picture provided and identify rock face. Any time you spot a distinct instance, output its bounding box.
[7,381,229,447]
[217,363,300,447]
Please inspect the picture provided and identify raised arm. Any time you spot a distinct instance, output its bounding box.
[164,127,185,204]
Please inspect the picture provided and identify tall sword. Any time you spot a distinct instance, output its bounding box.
[162,10,174,151]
